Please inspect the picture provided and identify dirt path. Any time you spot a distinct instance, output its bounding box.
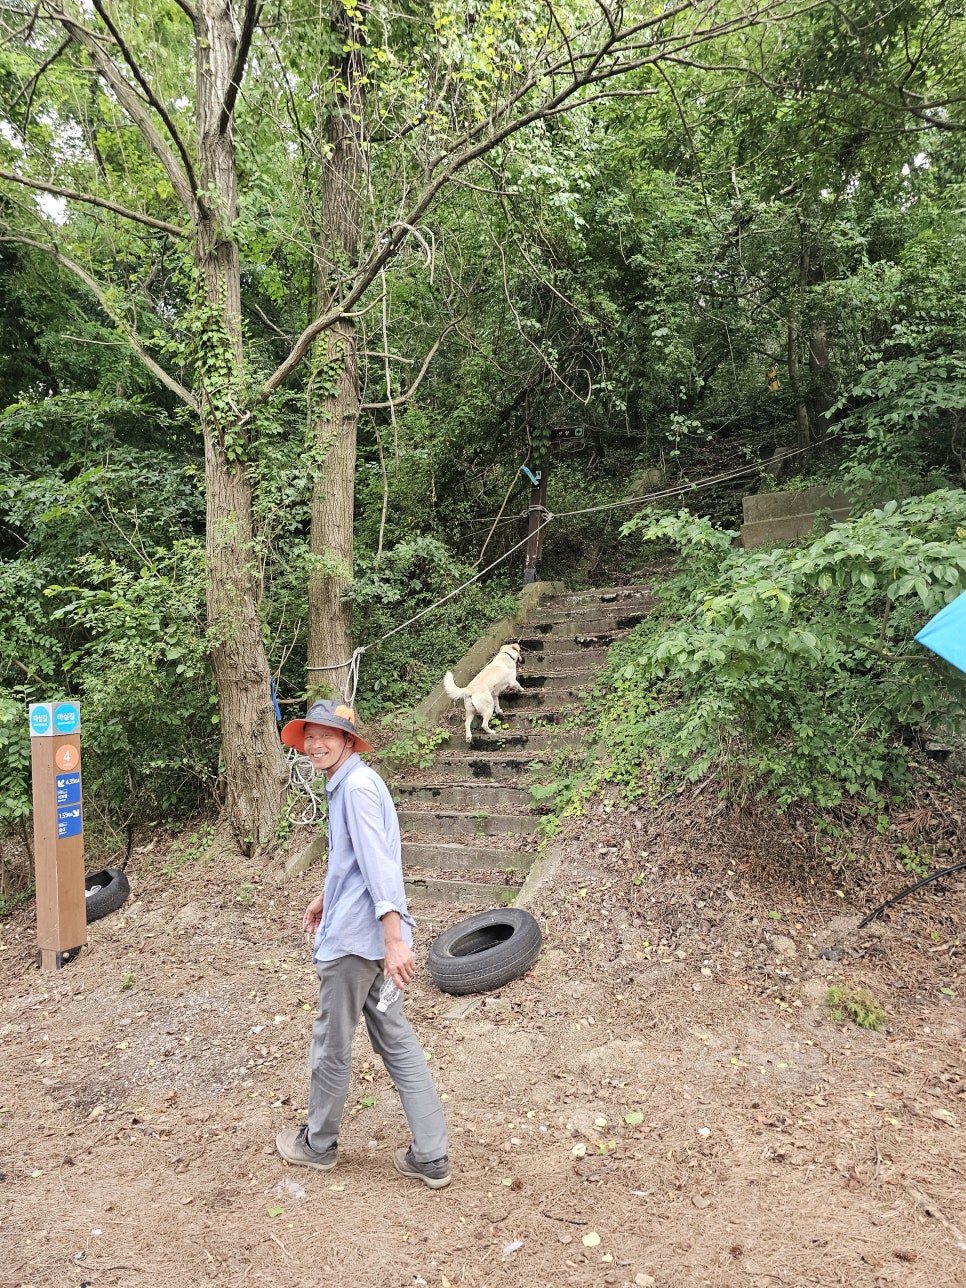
[1,803,964,1288]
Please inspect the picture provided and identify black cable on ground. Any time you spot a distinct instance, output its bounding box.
[119,822,134,871]
[857,857,966,928]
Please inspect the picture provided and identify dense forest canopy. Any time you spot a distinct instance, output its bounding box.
[1,0,965,862]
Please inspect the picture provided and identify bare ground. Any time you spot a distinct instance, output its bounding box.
[1,795,965,1288]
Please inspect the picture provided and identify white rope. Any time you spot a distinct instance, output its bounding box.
[297,438,834,697]
[463,438,838,526]
[285,747,326,825]
[306,644,365,704]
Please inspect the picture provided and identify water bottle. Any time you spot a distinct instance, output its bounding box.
[376,976,404,1012]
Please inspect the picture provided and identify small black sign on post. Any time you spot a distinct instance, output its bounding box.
[28,701,87,970]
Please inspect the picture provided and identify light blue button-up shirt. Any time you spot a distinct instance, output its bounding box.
[313,754,415,963]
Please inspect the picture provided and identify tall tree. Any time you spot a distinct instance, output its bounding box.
[0,0,803,848]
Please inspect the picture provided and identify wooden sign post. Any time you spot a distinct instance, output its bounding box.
[29,701,86,970]
[522,465,549,586]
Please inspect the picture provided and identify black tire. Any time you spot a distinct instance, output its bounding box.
[427,908,542,995]
[85,868,131,922]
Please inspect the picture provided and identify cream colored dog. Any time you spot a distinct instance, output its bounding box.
[443,643,524,744]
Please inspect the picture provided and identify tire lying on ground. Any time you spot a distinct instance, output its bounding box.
[427,908,542,995]
[85,868,131,922]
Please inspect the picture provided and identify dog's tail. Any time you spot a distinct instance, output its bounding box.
[443,671,469,701]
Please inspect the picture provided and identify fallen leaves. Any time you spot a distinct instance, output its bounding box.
[930,1108,958,1128]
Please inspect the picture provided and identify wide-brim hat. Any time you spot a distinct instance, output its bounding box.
[281,699,375,755]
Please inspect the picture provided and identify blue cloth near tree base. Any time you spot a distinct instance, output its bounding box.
[915,591,966,676]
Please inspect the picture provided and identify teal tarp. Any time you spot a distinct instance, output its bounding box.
[915,591,966,676]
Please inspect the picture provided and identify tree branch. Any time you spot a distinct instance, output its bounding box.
[40,2,196,212]
[256,0,803,403]
[90,0,200,197]
[0,234,198,410]
[243,296,293,342]
[0,167,186,236]
[219,0,259,134]
[9,34,70,113]
[361,318,460,409]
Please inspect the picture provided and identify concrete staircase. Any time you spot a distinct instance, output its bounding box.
[392,584,653,907]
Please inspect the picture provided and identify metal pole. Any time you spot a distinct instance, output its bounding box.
[523,465,548,586]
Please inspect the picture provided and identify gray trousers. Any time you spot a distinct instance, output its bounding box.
[306,954,449,1162]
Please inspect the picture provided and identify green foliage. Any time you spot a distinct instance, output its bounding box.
[45,542,217,822]
[588,491,966,810]
[0,697,32,835]
[345,539,518,715]
[377,714,448,772]
[896,845,932,880]
[235,881,256,906]
[150,822,215,877]
[825,984,887,1031]
[3,0,966,851]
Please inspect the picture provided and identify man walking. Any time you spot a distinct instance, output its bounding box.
[275,699,451,1188]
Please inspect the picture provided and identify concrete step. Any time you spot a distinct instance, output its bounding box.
[520,640,612,659]
[530,596,652,619]
[550,585,653,607]
[431,754,537,780]
[394,783,532,809]
[403,841,534,872]
[444,708,565,729]
[440,728,580,754]
[398,809,537,837]
[522,649,605,669]
[524,613,648,638]
[404,876,518,907]
[499,689,585,709]
[520,671,606,691]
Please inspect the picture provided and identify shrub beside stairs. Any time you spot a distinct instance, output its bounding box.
[390,583,654,908]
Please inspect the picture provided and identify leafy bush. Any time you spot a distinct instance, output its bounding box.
[834,351,966,500]
[346,538,518,716]
[46,541,217,825]
[592,490,966,809]
[0,696,32,840]
[376,714,449,771]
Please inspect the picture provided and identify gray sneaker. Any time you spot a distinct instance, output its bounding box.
[393,1145,452,1189]
[276,1124,338,1172]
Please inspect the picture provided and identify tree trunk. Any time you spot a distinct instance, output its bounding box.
[787,240,811,449]
[787,316,811,450]
[807,258,834,442]
[307,315,360,690]
[306,3,366,690]
[195,0,287,850]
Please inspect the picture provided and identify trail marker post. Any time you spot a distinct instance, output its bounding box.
[28,701,86,970]
[522,465,549,586]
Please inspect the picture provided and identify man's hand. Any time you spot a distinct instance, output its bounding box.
[302,894,324,935]
[384,937,416,990]
[381,910,416,989]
